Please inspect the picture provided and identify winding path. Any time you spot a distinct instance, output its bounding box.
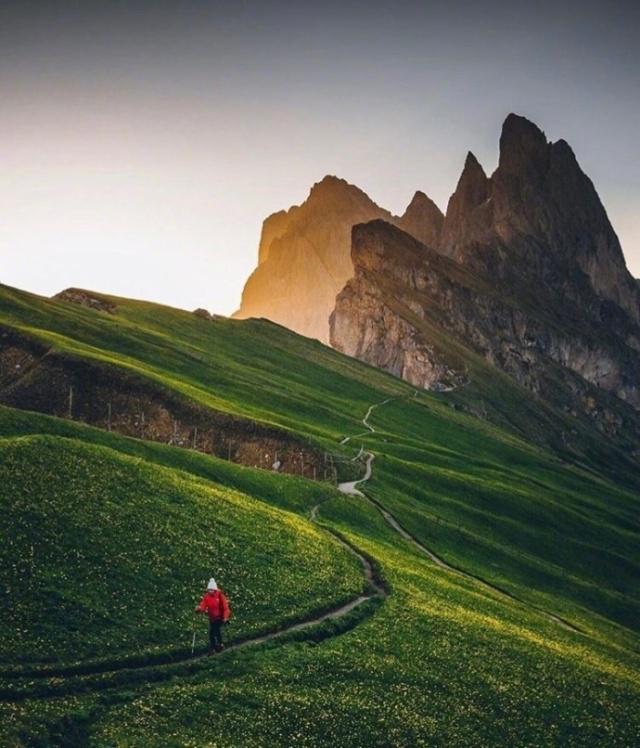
[338,395,581,633]
[1,494,386,699]
[2,392,580,700]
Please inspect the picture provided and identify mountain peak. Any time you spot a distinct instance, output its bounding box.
[502,112,544,135]
[499,113,549,174]
[464,151,482,170]
[406,189,428,206]
[399,191,444,249]
[445,151,488,210]
[309,174,356,198]
[235,174,394,342]
[460,151,488,188]
[312,174,348,191]
[439,152,490,256]
[306,174,377,212]
[403,190,441,215]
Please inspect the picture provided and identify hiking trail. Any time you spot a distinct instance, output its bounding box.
[1,390,580,702]
[1,476,386,700]
[338,393,581,633]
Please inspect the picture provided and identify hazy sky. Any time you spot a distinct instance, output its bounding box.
[2,0,638,315]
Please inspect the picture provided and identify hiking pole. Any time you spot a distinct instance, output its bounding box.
[191,614,197,657]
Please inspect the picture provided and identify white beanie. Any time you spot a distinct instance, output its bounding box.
[207,577,218,591]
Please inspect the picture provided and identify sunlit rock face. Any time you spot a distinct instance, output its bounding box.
[234,175,443,343]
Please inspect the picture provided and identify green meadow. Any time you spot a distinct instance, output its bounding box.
[0,435,363,666]
[0,284,638,746]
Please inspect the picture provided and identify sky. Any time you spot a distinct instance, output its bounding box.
[1,0,638,315]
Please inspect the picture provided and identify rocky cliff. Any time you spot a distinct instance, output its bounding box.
[330,115,640,442]
[332,220,639,408]
[440,114,640,323]
[234,176,443,342]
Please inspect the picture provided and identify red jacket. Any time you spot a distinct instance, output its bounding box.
[197,590,231,622]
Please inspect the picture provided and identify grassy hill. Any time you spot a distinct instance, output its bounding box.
[0,284,638,746]
[0,434,363,667]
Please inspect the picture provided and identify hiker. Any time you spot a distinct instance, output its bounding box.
[195,577,231,655]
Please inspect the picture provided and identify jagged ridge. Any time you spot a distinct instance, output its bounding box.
[330,115,640,456]
[234,176,444,342]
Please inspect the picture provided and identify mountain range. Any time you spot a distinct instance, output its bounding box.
[237,114,640,456]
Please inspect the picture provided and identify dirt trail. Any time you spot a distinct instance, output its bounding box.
[2,495,385,696]
[338,395,581,634]
[2,391,579,699]
[339,398,393,445]
[235,507,383,650]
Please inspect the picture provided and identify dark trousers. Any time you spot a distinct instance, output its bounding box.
[209,620,223,650]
